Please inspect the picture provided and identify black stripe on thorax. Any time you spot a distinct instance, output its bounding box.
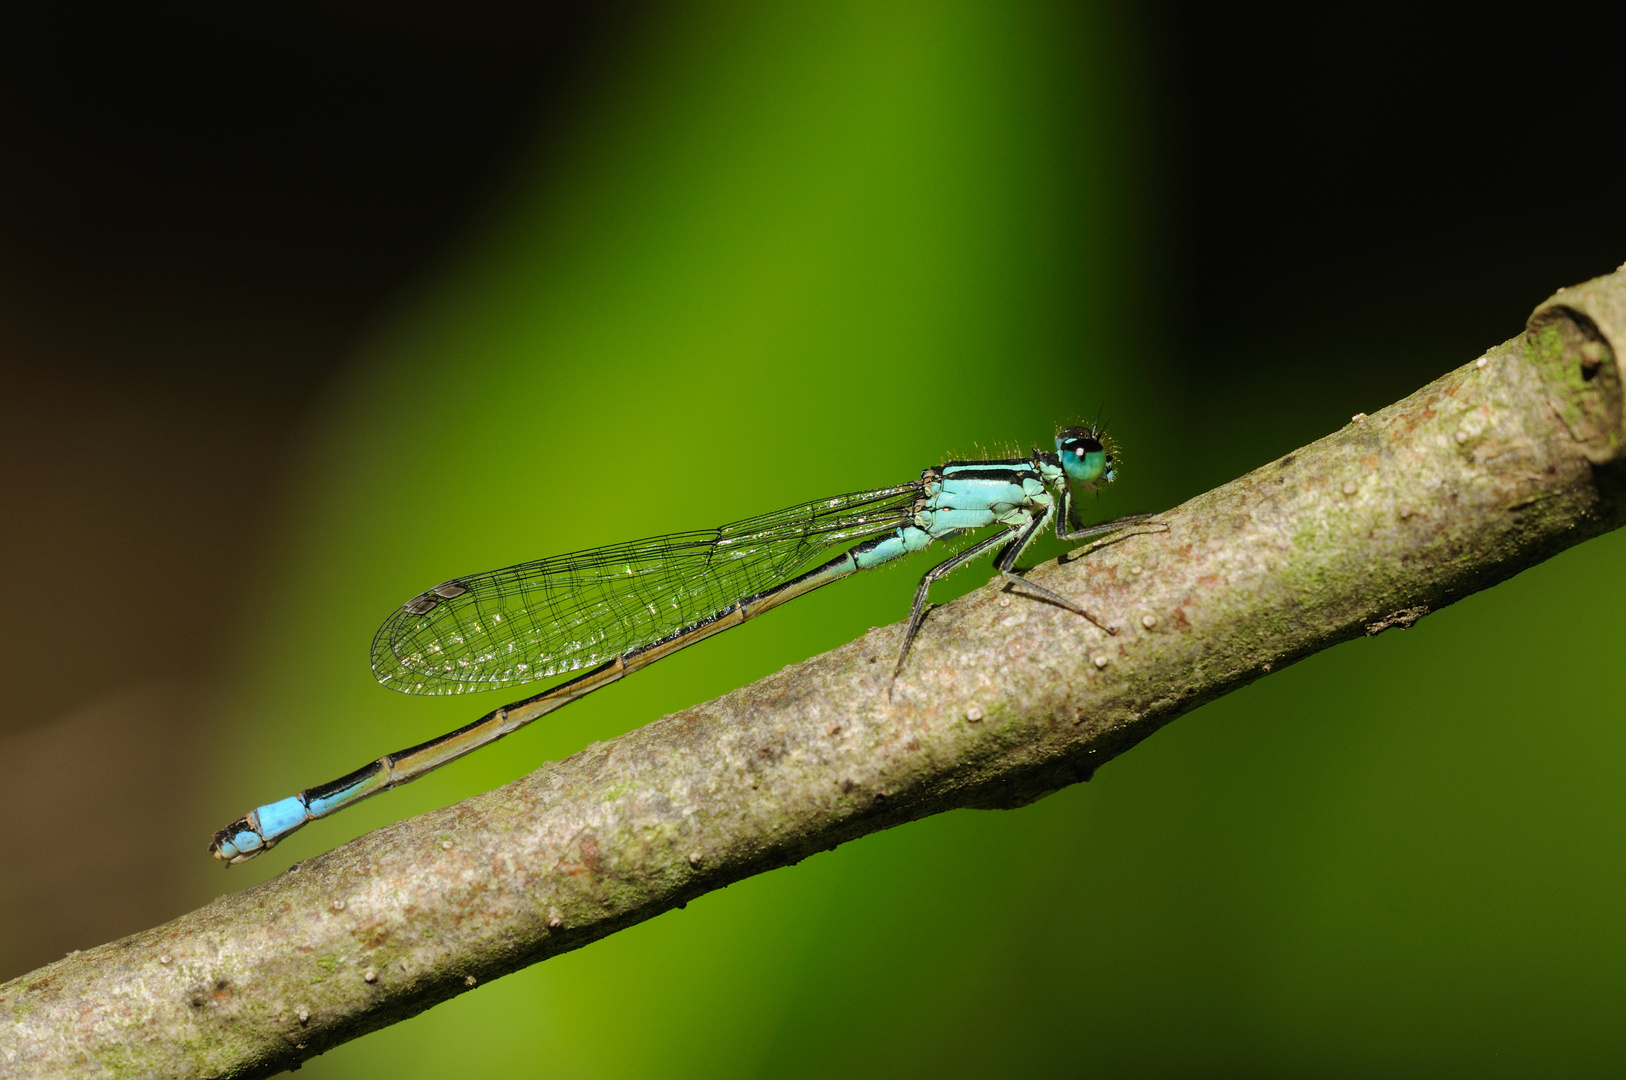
[939,460,1039,482]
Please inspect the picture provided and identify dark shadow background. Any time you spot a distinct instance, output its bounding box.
[2,0,1622,1036]
[0,1,640,974]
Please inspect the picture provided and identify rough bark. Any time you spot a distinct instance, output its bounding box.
[5,269,1626,1079]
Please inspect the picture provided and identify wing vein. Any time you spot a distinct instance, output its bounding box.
[371,482,920,695]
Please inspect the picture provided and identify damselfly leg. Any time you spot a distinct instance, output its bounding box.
[889,508,1165,685]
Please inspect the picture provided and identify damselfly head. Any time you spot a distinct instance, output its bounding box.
[1055,424,1117,487]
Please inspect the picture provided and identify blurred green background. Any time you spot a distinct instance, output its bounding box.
[4,2,1626,1075]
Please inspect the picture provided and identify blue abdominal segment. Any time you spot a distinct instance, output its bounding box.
[850,525,932,569]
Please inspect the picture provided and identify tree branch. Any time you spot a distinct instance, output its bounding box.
[6,270,1626,1078]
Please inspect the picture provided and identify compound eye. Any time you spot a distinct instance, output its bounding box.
[1058,437,1109,484]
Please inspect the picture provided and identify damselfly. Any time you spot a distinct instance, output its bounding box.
[210,425,1158,863]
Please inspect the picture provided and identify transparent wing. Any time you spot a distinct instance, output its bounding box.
[371,482,921,695]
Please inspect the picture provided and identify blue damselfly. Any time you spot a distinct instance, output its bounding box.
[211,425,1157,863]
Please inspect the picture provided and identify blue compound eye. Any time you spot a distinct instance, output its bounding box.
[1056,432,1109,484]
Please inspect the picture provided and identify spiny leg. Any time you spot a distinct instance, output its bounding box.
[1059,512,1161,543]
[993,508,1115,635]
[1057,485,1164,544]
[888,506,1168,688]
[890,527,1019,685]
